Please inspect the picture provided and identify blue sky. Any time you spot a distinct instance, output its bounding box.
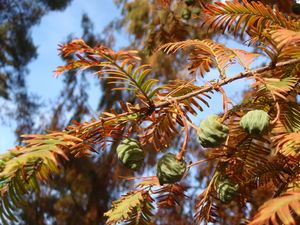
[0,0,266,152]
[27,0,127,98]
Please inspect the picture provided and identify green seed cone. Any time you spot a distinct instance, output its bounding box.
[198,115,229,148]
[156,153,187,185]
[116,139,144,170]
[215,178,239,203]
[181,8,191,20]
[240,110,270,135]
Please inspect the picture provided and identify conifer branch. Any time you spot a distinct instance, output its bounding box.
[155,57,300,109]
[100,57,300,128]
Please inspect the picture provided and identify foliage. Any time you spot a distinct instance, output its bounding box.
[249,191,300,225]
[2,0,300,224]
[104,190,154,225]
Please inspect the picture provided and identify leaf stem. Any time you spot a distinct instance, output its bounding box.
[176,105,189,160]
[155,57,300,109]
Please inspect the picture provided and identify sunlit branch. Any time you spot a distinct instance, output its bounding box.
[155,57,300,109]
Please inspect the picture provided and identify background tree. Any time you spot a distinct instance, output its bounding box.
[0,0,73,137]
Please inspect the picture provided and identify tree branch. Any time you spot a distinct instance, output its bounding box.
[101,57,300,124]
[155,57,300,108]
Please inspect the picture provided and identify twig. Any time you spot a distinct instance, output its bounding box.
[101,57,300,124]
[188,159,210,168]
[176,105,189,160]
[187,120,200,132]
[217,86,231,122]
[271,101,281,125]
[155,57,300,109]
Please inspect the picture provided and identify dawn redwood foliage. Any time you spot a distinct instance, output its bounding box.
[1,0,300,224]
